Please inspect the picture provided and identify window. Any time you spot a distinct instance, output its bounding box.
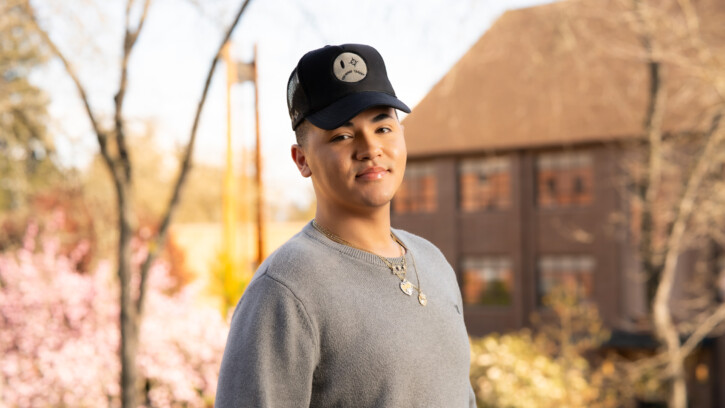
[538,255,595,304]
[536,151,593,207]
[460,156,511,211]
[462,257,513,306]
[393,162,437,214]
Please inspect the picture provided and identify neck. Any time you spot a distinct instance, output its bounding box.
[314,204,400,257]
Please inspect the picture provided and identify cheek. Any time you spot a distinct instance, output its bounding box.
[330,156,351,175]
[391,138,407,167]
[316,157,351,185]
[390,145,407,186]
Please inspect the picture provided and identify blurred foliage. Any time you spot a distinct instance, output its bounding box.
[0,0,63,212]
[206,248,253,318]
[0,215,228,407]
[78,124,276,298]
[80,124,258,255]
[162,231,195,292]
[206,141,254,318]
[470,288,636,408]
[0,1,88,264]
[0,181,97,275]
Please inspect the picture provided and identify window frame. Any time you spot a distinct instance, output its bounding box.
[460,255,515,307]
[393,161,438,214]
[536,254,596,306]
[535,150,594,209]
[458,155,513,213]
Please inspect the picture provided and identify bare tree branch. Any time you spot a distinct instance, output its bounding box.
[676,0,724,101]
[132,0,152,41]
[21,0,256,405]
[625,2,725,406]
[627,301,725,379]
[677,302,725,359]
[136,0,255,314]
[20,1,118,180]
[115,0,152,183]
[653,108,723,408]
[631,0,668,301]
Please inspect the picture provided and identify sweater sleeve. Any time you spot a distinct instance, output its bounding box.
[215,273,319,407]
[468,382,478,407]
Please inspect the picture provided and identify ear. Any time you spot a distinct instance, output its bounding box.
[291,144,312,178]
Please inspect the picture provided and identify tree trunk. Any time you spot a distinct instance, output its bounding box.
[631,2,686,406]
[652,260,687,408]
[22,1,256,406]
[117,185,139,408]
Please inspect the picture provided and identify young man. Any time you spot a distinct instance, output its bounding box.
[215,44,476,407]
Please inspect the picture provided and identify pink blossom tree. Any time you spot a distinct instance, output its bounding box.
[0,218,228,407]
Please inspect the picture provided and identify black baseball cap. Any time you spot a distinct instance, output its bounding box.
[287,44,411,131]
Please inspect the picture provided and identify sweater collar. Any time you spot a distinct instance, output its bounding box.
[302,221,409,267]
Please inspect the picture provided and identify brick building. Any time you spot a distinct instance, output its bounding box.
[391,0,725,406]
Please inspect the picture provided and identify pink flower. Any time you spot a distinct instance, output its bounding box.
[1,224,229,407]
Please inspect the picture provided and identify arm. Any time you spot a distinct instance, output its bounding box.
[215,273,319,407]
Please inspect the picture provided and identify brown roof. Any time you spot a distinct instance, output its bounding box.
[403,0,725,157]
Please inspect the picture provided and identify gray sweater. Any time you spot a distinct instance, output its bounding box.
[216,222,476,407]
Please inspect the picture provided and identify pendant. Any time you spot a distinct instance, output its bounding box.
[399,280,413,296]
[418,292,428,306]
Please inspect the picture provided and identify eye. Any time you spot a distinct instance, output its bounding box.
[330,134,352,142]
[377,126,392,134]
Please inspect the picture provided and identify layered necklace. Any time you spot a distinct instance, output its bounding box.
[312,220,427,306]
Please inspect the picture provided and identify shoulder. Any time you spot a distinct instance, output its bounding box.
[391,228,444,257]
[259,226,320,268]
[233,225,327,334]
[392,228,452,272]
[249,222,336,288]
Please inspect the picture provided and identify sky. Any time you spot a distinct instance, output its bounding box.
[33,0,555,215]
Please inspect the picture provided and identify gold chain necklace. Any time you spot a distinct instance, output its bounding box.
[312,220,427,306]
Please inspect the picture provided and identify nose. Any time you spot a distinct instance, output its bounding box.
[354,130,382,161]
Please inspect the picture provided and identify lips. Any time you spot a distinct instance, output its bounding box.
[356,166,388,180]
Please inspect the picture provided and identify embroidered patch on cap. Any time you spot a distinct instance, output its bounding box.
[332,52,367,83]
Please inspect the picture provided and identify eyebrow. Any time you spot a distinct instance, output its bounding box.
[371,113,392,122]
[340,112,393,128]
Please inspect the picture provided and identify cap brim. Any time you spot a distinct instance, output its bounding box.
[306,92,411,130]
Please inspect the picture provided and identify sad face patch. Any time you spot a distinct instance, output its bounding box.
[333,52,367,83]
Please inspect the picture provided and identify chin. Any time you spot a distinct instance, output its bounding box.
[347,179,401,209]
[358,192,395,208]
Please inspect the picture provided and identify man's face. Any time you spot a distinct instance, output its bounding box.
[291,106,407,215]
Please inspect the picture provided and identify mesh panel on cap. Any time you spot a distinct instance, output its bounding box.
[287,70,309,128]
[287,71,299,109]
